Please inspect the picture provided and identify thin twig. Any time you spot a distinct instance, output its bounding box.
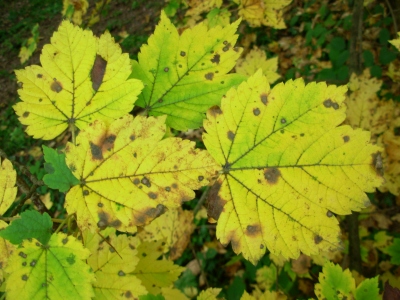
[385,0,398,34]
[193,186,211,215]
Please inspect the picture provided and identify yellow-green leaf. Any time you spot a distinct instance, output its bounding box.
[14,20,143,140]
[5,233,94,300]
[389,32,400,51]
[203,70,383,264]
[0,221,16,292]
[131,11,245,131]
[65,114,218,233]
[0,158,17,215]
[133,240,185,294]
[83,228,147,299]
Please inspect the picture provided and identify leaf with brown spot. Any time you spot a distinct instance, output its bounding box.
[203,70,383,264]
[130,11,245,131]
[0,158,17,215]
[83,228,147,299]
[14,20,143,140]
[65,114,218,233]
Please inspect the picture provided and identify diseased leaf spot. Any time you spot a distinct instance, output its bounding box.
[148,192,157,199]
[51,80,63,93]
[90,142,103,160]
[372,152,384,176]
[221,81,224,84]
[264,168,281,184]
[327,211,333,217]
[97,212,110,229]
[207,180,226,220]
[62,238,68,245]
[260,244,264,249]
[222,43,231,52]
[164,67,169,72]
[260,93,268,105]
[109,247,115,253]
[323,99,339,110]
[211,54,220,64]
[178,64,182,68]
[343,136,350,142]
[66,254,76,265]
[39,98,42,102]
[23,111,29,118]
[280,129,284,134]
[83,190,89,196]
[141,177,151,187]
[209,105,222,116]
[22,262,27,266]
[98,202,104,207]
[19,252,27,258]
[165,186,171,191]
[223,40,228,45]
[246,224,260,236]
[233,47,239,52]
[37,74,43,78]
[125,291,132,298]
[91,55,107,91]
[118,270,126,276]
[22,275,28,281]
[133,178,140,185]
[300,133,305,137]
[253,108,260,116]
[227,131,235,141]
[130,135,135,141]
[281,118,286,124]
[158,99,163,103]
[198,176,204,181]
[110,219,122,228]
[30,260,36,267]
[180,51,186,56]
[314,235,323,244]
[205,72,214,80]
[172,183,178,189]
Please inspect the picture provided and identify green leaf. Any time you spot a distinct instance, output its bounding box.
[5,233,94,300]
[130,11,245,131]
[139,294,165,300]
[379,47,397,65]
[354,276,380,300]
[363,50,374,67]
[43,145,80,192]
[0,210,52,245]
[385,238,400,265]
[315,262,355,299]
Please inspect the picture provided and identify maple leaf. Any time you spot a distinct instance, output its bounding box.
[5,233,95,300]
[0,221,16,292]
[237,0,291,28]
[389,32,400,51]
[236,47,280,84]
[197,288,222,299]
[64,114,218,233]
[0,158,17,215]
[14,20,143,140]
[130,11,245,131]
[138,207,195,260]
[203,71,383,264]
[133,240,185,294]
[345,69,392,137]
[83,228,147,299]
[314,262,380,300]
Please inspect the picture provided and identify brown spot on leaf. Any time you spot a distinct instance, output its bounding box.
[207,180,226,220]
[323,99,339,110]
[22,275,28,281]
[264,168,281,184]
[141,177,151,187]
[23,111,29,118]
[97,212,110,229]
[90,142,103,160]
[281,118,286,124]
[205,72,214,80]
[110,220,122,228]
[19,252,27,258]
[246,224,261,236]
[118,270,125,276]
[133,178,140,185]
[172,183,178,189]
[62,238,68,245]
[227,131,235,141]
[51,80,63,93]
[148,192,158,199]
[165,186,171,191]
[372,152,384,176]
[211,54,220,64]
[198,176,204,181]
[98,203,104,207]
[209,105,222,116]
[260,93,268,105]
[37,74,43,78]
[260,244,264,249]
[343,136,350,142]
[83,190,89,196]
[125,291,133,298]
[326,211,333,217]
[253,108,260,116]
[180,51,186,56]
[222,43,231,52]
[91,55,107,91]
[314,235,323,244]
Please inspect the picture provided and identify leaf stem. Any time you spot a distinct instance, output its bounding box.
[193,185,211,215]
[54,214,72,234]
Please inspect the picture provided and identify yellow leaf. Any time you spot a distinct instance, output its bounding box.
[162,286,189,299]
[133,240,185,294]
[5,233,95,300]
[14,20,143,140]
[345,69,393,137]
[65,114,218,233]
[379,128,400,195]
[389,32,400,51]
[0,158,17,215]
[238,0,291,29]
[236,47,280,84]
[83,229,148,299]
[256,264,277,290]
[139,207,195,260]
[0,221,16,292]
[185,0,222,17]
[241,291,256,300]
[197,288,222,299]
[62,0,89,25]
[203,70,383,263]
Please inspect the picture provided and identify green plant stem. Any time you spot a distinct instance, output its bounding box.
[54,215,72,234]
[193,185,211,215]
[70,123,76,145]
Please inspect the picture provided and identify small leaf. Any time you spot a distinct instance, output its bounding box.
[0,221,16,291]
[385,238,400,265]
[197,288,222,300]
[0,210,52,245]
[43,145,80,192]
[131,11,245,131]
[0,158,17,215]
[5,233,94,300]
[354,276,380,300]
